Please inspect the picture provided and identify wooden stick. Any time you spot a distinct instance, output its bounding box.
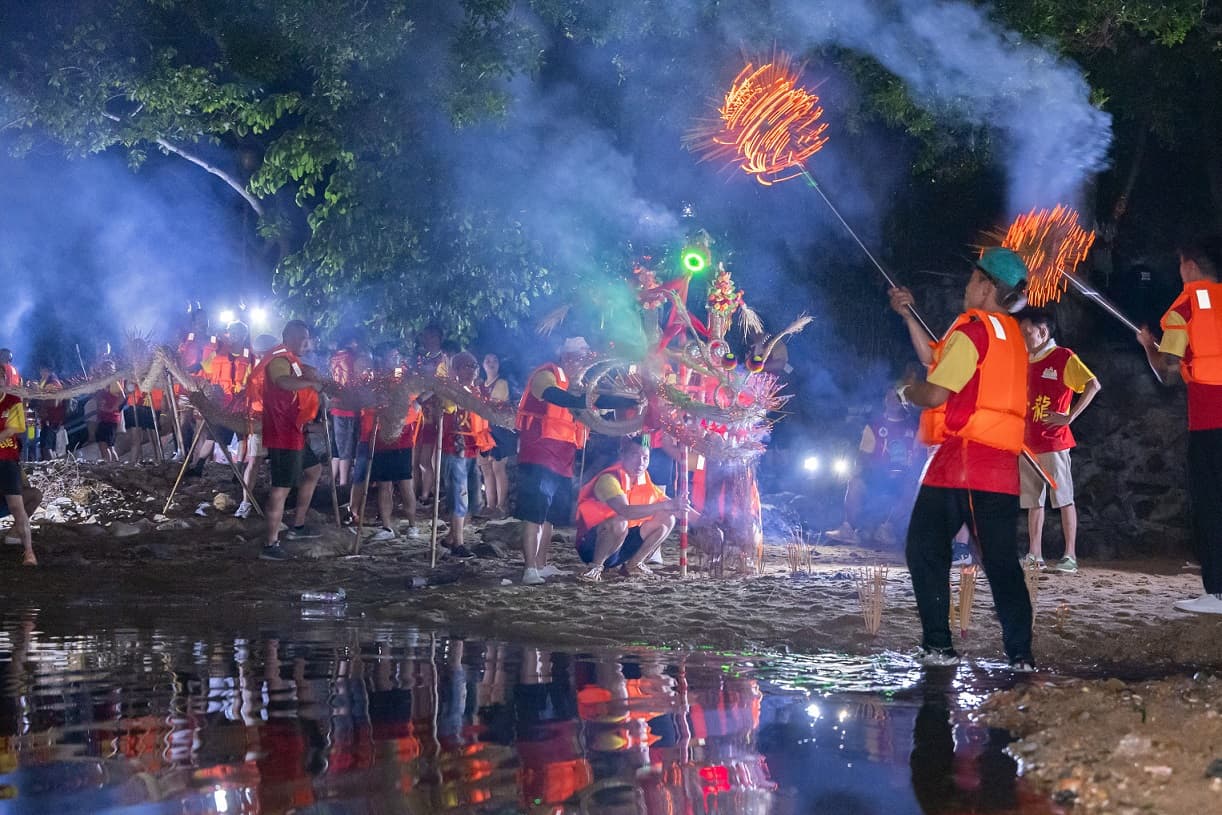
[146,393,165,463]
[352,418,379,556]
[321,395,343,529]
[163,429,204,514]
[165,374,186,459]
[198,414,264,518]
[429,411,444,569]
[678,445,690,578]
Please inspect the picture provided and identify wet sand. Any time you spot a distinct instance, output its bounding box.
[3,459,1220,812]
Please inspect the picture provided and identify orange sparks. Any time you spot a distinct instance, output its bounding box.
[989,205,1096,307]
[689,56,829,186]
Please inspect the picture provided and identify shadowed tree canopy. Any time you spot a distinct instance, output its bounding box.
[3,0,1222,344]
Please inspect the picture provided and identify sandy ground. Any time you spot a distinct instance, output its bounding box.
[2,459,1221,812]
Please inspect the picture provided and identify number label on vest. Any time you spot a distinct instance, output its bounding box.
[986,315,1008,341]
[1197,288,1213,310]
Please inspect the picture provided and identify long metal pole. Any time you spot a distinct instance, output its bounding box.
[1063,271,1140,333]
[798,165,936,338]
[678,446,690,579]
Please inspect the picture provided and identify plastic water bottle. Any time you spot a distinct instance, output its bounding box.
[301,588,347,603]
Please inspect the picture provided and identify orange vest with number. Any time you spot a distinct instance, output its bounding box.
[943,310,1028,453]
[1165,281,1222,385]
[515,363,589,447]
[575,463,667,539]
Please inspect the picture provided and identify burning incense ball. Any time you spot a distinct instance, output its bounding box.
[689,55,829,186]
[987,205,1096,307]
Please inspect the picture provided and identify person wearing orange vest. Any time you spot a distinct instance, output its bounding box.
[0,362,36,566]
[0,350,18,388]
[254,320,325,561]
[360,344,423,543]
[327,331,367,490]
[892,247,1034,670]
[1015,307,1101,574]
[440,352,495,557]
[574,437,688,582]
[1138,235,1222,614]
[233,333,280,520]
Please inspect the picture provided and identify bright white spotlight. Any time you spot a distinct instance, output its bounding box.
[833,458,850,476]
[218,309,236,325]
[250,307,268,325]
[802,455,820,473]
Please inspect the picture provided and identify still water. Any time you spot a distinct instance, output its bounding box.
[0,609,1062,814]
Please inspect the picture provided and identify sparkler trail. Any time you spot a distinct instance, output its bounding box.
[990,206,1096,307]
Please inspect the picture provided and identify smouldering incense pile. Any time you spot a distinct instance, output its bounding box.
[785,526,814,574]
[949,565,978,637]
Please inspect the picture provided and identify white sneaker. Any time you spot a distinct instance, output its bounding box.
[369,527,397,542]
[234,501,252,519]
[521,568,545,585]
[403,522,423,539]
[538,564,569,578]
[648,550,665,565]
[1173,593,1222,615]
[914,647,961,667]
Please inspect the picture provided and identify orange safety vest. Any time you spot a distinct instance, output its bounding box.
[942,310,1027,453]
[1165,281,1222,385]
[203,347,252,397]
[3,364,19,388]
[442,402,495,454]
[248,346,320,431]
[515,363,589,447]
[575,463,667,539]
[917,313,972,446]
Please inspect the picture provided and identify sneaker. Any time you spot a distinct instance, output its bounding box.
[403,522,424,539]
[825,522,859,544]
[259,544,290,561]
[449,544,476,559]
[538,564,569,578]
[521,567,545,585]
[234,501,252,519]
[285,525,322,540]
[1021,553,1045,570]
[1009,657,1038,673]
[1051,556,1078,574]
[1173,593,1222,615]
[914,646,961,667]
[368,526,397,542]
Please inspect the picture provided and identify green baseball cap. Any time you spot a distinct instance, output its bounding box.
[977,247,1029,289]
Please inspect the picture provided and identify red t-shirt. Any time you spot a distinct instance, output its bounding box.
[921,320,1021,495]
[95,387,124,424]
[1024,345,1095,453]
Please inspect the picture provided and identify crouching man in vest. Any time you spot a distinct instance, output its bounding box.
[574,437,691,583]
[892,247,1035,671]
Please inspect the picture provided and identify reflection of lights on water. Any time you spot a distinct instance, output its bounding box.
[802,455,820,473]
[832,458,850,476]
[837,708,849,723]
[806,702,822,720]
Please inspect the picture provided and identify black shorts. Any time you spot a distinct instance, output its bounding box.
[371,448,413,484]
[515,462,573,526]
[577,526,645,567]
[96,421,118,446]
[0,461,21,498]
[122,405,158,430]
[331,415,358,460]
[485,426,517,462]
[268,445,321,489]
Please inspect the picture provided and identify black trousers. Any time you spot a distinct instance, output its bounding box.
[905,485,1033,661]
[1188,429,1222,595]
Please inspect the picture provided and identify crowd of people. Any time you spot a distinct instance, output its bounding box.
[2,235,1221,671]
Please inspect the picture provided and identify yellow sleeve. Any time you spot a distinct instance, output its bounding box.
[926,330,980,393]
[529,370,558,399]
[1062,353,1096,393]
[4,402,25,433]
[1159,310,1188,357]
[266,357,292,381]
[859,425,876,455]
[593,474,625,503]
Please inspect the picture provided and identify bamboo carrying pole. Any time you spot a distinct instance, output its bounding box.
[678,445,691,578]
[198,414,264,518]
[321,395,343,529]
[429,411,444,568]
[165,374,186,459]
[145,393,165,463]
[352,418,379,556]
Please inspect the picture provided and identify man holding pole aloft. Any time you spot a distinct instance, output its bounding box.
[891,248,1035,670]
[1137,236,1222,614]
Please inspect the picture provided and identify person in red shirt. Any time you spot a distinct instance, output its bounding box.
[361,344,421,543]
[327,331,367,490]
[0,364,36,565]
[1015,308,1101,573]
[93,360,125,463]
[891,247,1035,670]
[251,320,326,561]
[440,352,494,557]
[34,364,66,462]
[1138,235,1222,614]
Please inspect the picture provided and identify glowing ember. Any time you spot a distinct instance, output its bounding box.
[988,205,1097,306]
[690,56,829,186]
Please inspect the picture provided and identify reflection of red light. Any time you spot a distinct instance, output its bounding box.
[699,765,732,801]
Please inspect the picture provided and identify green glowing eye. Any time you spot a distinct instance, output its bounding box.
[682,248,709,273]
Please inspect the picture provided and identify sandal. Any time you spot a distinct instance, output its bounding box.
[577,566,603,583]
